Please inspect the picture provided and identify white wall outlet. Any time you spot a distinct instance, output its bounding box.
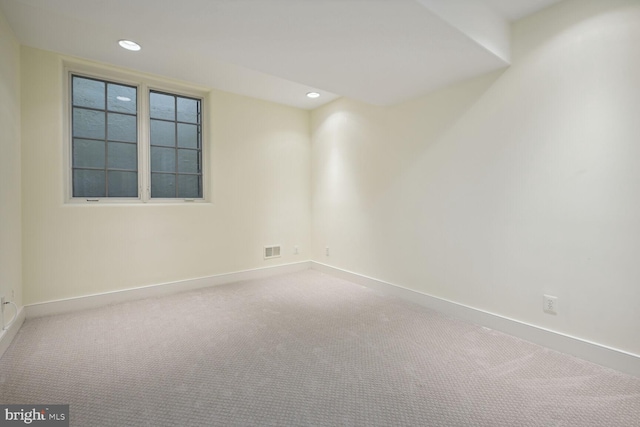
[543,294,558,315]
[325,247,330,256]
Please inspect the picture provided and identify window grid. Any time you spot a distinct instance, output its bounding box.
[149,90,203,198]
[68,69,206,203]
[71,75,138,198]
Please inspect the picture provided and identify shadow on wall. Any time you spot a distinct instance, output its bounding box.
[311,68,506,214]
[310,67,506,280]
[513,0,639,61]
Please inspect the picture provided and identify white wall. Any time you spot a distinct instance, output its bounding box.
[311,0,640,356]
[21,47,311,304]
[0,10,22,323]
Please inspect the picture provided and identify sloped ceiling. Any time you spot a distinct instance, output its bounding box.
[0,0,562,109]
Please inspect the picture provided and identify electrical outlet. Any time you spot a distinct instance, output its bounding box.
[543,294,558,315]
[325,247,330,256]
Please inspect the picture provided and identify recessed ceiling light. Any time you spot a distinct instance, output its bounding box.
[116,96,132,102]
[118,40,141,51]
[306,92,320,99]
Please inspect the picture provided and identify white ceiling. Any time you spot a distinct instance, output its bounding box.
[0,0,562,109]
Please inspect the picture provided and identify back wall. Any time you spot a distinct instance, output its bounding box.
[21,47,311,304]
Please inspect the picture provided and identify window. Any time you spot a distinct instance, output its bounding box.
[150,91,203,198]
[68,70,206,202]
[71,76,138,197]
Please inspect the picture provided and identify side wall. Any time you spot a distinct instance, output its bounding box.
[311,0,640,356]
[0,9,22,322]
[21,47,311,304]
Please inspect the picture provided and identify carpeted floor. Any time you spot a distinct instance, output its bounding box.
[0,270,639,426]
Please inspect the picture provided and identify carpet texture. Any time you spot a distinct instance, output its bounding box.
[0,270,639,426]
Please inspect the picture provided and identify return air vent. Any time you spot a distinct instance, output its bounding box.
[264,245,281,260]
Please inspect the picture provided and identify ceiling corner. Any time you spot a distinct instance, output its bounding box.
[416,0,512,65]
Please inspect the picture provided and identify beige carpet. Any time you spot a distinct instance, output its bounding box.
[0,270,639,426]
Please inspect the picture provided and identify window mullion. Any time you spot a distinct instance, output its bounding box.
[104,83,109,197]
[174,95,179,198]
[139,82,149,202]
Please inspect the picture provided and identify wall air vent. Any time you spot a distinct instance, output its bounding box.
[264,245,281,260]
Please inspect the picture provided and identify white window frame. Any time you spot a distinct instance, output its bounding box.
[63,61,209,204]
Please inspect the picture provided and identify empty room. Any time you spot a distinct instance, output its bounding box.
[1,0,639,425]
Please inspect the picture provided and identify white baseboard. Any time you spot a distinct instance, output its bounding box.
[311,261,640,377]
[26,261,311,319]
[17,259,640,376]
[0,306,26,360]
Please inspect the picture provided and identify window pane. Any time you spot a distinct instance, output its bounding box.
[108,171,138,197]
[151,173,175,198]
[177,149,199,173]
[151,147,176,173]
[107,84,136,114]
[177,174,201,198]
[150,92,175,120]
[73,77,105,109]
[150,119,175,147]
[73,139,105,169]
[177,123,198,148]
[71,75,143,199]
[108,142,137,170]
[73,108,105,140]
[177,97,198,123]
[74,169,106,197]
[108,113,136,143]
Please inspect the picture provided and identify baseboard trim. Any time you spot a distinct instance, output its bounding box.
[311,261,640,377]
[26,261,311,319]
[0,306,26,360]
